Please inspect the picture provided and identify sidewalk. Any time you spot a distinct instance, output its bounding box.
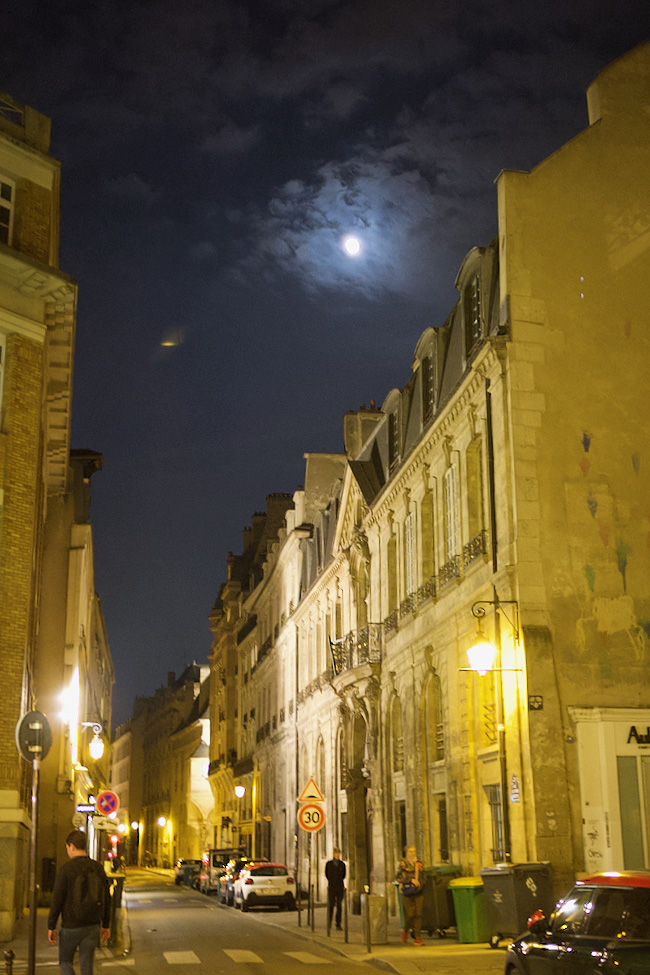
[251,900,506,975]
[0,898,129,971]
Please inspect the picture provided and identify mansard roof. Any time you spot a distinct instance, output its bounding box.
[349,238,500,504]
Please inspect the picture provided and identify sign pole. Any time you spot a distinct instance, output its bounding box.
[27,751,40,975]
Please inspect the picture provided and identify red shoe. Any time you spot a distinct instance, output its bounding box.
[414,938,424,946]
[401,930,408,943]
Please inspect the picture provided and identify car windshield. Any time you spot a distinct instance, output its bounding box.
[250,866,287,877]
[553,886,650,941]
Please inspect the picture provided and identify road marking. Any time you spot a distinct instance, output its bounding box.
[136,898,152,903]
[284,952,331,964]
[223,949,264,963]
[101,960,136,967]
[163,951,200,964]
[163,898,179,902]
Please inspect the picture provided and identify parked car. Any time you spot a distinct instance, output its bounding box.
[219,857,252,905]
[199,848,242,895]
[234,862,296,912]
[174,858,202,886]
[504,871,650,974]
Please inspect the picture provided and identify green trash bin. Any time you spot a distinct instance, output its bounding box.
[448,877,489,943]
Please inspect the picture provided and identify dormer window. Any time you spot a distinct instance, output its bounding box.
[421,355,434,422]
[388,411,399,468]
[463,274,482,356]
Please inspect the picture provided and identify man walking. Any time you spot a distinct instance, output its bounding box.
[47,829,111,975]
[325,848,346,930]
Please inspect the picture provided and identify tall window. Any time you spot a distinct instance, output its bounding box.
[387,535,398,613]
[466,438,484,541]
[0,178,15,246]
[404,512,416,595]
[425,674,444,763]
[463,274,482,356]
[421,490,435,581]
[391,697,404,772]
[444,465,460,560]
[484,785,504,862]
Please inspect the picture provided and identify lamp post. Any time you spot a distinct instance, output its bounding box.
[234,786,245,851]
[81,722,104,760]
[464,588,520,863]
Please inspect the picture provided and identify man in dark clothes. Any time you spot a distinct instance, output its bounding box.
[325,848,346,930]
[47,829,111,975]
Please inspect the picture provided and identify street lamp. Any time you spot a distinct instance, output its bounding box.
[463,589,521,863]
[234,785,245,799]
[81,722,104,760]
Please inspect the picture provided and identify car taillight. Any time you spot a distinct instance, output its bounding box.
[244,878,254,885]
[287,877,295,884]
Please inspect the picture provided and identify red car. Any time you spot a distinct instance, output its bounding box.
[504,871,650,975]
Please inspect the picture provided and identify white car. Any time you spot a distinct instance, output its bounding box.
[234,862,296,912]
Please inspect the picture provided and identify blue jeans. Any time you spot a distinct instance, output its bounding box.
[59,925,99,975]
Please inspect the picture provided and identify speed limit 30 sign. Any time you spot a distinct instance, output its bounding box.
[297,803,325,832]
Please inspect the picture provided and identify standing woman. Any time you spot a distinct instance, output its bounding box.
[396,845,425,946]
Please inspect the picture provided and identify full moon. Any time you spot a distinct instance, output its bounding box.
[343,236,361,256]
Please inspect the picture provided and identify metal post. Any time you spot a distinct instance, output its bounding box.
[494,590,511,861]
[27,755,40,975]
[344,889,349,944]
[297,882,302,927]
[326,891,331,937]
[363,885,371,953]
[4,949,15,974]
[310,884,315,932]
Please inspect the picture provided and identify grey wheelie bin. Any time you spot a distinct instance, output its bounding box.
[480,862,553,948]
[421,865,461,937]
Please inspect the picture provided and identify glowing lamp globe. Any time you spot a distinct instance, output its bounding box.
[467,639,497,675]
[157,816,166,827]
[234,785,246,798]
[88,734,104,760]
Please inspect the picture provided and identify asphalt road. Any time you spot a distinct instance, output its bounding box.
[120,870,363,975]
[116,870,507,975]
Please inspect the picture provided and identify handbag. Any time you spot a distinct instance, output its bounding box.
[401,862,421,896]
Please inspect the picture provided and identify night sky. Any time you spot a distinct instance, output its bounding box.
[5,1,650,726]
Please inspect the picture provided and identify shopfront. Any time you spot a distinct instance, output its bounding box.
[569,707,650,873]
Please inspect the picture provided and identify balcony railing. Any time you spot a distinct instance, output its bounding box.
[330,624,382,677]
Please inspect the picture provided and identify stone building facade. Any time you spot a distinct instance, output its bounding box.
[118,664,212,866]
[206,41,650,904]
[0,93,107,938]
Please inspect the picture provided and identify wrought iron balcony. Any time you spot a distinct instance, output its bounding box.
[330,624,382,677]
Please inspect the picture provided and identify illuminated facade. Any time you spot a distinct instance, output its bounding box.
[125,664,211,866]
[207,40,650,903]
[0,94,101,937]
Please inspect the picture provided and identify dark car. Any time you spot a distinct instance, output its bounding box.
[505,871,650,975]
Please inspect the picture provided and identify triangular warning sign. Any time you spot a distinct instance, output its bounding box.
[298,776,324,803]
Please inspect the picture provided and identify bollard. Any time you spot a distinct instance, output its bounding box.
[4,949,15,975]
[363,885,371,953]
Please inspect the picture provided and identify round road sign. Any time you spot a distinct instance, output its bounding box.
[15,711,52,763]
[297,803,326,832]
[96,790,120,816]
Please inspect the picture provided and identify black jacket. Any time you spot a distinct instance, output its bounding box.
[325,857,346,891]
[48,856,111,930]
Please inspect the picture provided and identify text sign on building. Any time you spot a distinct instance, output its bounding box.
[298,777,324,803]
[297,803,326,832]
[96,790,119,815]
[76,803,96,814]
[93,815,114,830]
